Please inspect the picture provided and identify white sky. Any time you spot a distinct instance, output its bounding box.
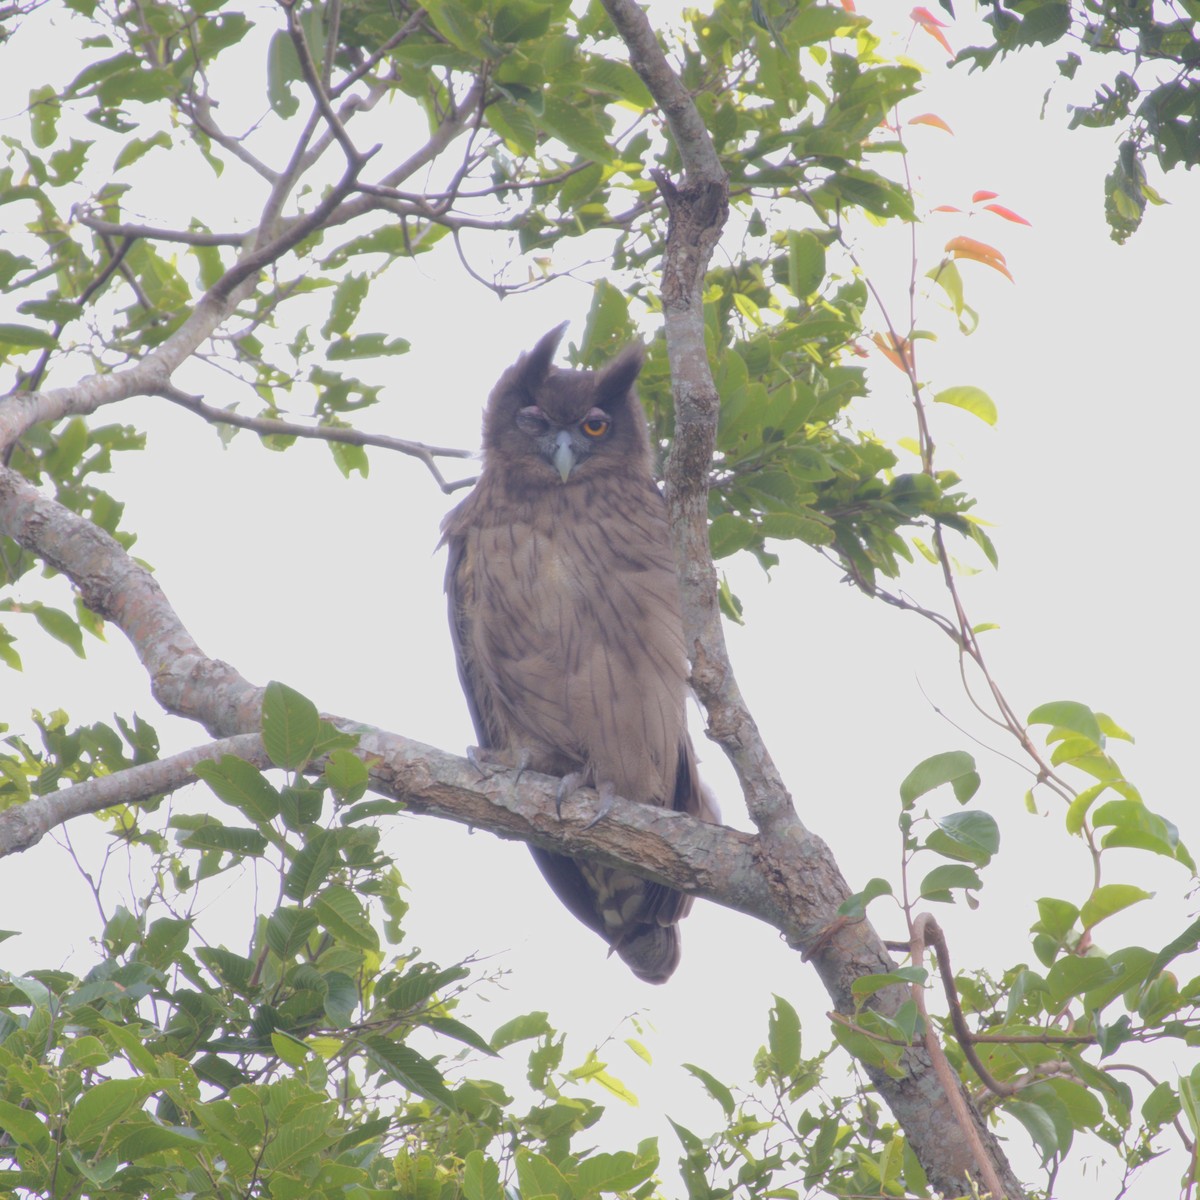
[1,2,1198,1196]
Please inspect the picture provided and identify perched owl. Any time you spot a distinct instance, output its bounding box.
[441,324,716,983]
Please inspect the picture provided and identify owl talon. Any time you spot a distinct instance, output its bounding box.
[581,781,618,830]
[511,748,532,789]
[555,771,586,819]
[467,746,504,780]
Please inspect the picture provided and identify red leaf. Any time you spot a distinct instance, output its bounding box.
[971,189,999,202]
[911,6,953,54]
[983,202,1032,226]
[930,204,962,213]
[909,112,954,134]
[840,0,856,9]
[911,5,947,25]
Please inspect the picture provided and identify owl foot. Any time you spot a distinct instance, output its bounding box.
[466,746,499,779]
[581,781,618,830]
[555,775,620,828]
[555,772,586,819]
[468,746,532,788]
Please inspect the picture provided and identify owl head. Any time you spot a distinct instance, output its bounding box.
[482,324,651,491]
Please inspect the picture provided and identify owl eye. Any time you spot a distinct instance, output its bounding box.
[516,405,549,433]
[580,410,610,438]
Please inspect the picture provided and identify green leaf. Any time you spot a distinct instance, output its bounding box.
[177,821,268,857]
[313,884,379,951]
[932,385,997,426]
[193,756,281,822]
[767,994,800,1076]
[0,1099,51,1151]
[114,131,170,170]
[1028,700,1103,745]
[271,1030,310,1066]
[322,971,359,1027]
[838,876,892,920]
[709,513,757,558]
[265,906,319,958]
[1006,1099,1063,1162]
[29,84,60,148]
[33,605,85,657]
[491,1011,552,1050]
[899,750,979,808]
[261,680,320,769]
[683,1063,734,1116]
[283,829,338,901]
[1047,955,1117,1003]
[539,96,613,162]
[464,1151,503,1200]
[116,1123,207,1160]
[322,749,369,802]
[574,1148,659,1194]
[787,229,825,298]
[920,863,983,899]
[424,1016,498,1056]
[365,1036,456,1107]
[1080,884,1152,931]
[66,1077,158,1144]
[925,810,1000,866]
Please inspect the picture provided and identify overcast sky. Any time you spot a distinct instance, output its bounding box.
[2,3,1198,1196]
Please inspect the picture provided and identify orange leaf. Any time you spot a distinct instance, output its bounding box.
[911,6,953,54]
[871,331,914,373]
[945,235,1007,263]
[945,235,1013,281]
[840,0,856,9]
[971,189,999,202]
[930,204,962,213]
[983,202,1032,226]
[909,112,954,134]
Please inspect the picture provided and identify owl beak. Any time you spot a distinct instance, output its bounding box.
[552,430,576,482]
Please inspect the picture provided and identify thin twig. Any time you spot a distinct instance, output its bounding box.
[75,215,246,247]
[161,387,475,493]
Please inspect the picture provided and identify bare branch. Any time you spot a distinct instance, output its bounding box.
[182,91,280,184]
[329,8,426,100]
[74,214,246,247]
[382,79,487,190]
[284,3,369,166]
[162,387,476,494]
[0,733,269,857]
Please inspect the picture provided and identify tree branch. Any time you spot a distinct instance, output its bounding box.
[0,733,270,857]
[162,387,476,494]
[74,214,246,247]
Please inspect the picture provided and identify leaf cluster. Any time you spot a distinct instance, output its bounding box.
[0,683,664,1198]
[955,0,1195,241]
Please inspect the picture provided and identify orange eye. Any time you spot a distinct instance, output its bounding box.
[581,416,609,438]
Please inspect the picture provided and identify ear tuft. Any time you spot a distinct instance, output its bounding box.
[596,341,644,402]
[517,322,569,388]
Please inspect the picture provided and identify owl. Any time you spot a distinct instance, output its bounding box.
[441,324,716,983]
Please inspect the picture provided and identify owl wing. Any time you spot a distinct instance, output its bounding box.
[443,522,492,750]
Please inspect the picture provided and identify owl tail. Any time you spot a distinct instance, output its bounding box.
[610,924,681,985]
